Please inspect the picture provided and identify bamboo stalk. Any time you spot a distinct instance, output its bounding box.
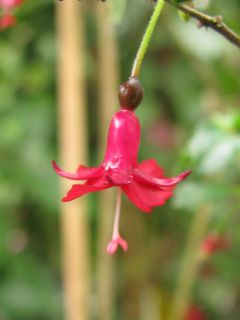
[169,205,213,320]
[56,2,89,320]
[95,2,119,320]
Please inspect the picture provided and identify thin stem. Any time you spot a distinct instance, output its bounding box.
[131,0,165,78]
[165,0,240,49]
[112,188,122,238]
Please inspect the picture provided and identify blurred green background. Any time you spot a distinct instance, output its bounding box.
[0,0,239,319]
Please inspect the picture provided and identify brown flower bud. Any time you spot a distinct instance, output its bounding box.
[119,77,144,111]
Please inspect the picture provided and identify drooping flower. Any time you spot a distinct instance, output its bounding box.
[0,0,22,30]
[53,109,191,254]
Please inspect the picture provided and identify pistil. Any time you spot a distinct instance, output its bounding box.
[106,188,128,255]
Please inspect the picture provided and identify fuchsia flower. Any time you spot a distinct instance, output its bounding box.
[53,78,191,254]
[0,0,22,30]
[53,110,191,254]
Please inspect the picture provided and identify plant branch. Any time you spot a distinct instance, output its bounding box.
[165,0,240,49]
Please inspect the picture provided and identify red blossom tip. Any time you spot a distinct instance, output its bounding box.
[52,160,103,181]
[180,169,192,180]
[52,160,59,171]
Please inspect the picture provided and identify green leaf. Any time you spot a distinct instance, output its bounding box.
[199,135,240,174]
[213,112,240,132]
[173,181,231,211]
[188,125,224,158]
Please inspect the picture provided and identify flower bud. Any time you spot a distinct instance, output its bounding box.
[119,77,144,111]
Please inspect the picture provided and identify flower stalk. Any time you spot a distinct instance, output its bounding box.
[131,0,165,78]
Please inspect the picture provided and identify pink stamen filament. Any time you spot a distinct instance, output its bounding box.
[112,188,122,239]
[106,188,128,255]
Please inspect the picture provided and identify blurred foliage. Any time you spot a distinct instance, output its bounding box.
[0,0,240,319]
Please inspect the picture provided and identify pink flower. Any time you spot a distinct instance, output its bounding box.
[53,110,191,254]
[0,0,22,8]
[0,0,22,30]
[185,305,207,320]
[0,13,15,28]
[200,232,230,257]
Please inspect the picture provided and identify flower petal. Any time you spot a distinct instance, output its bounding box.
[52,160,103,181]
[122,179,173,213]
[106,168,132,185]
[62,179,111,202]
[137,159,165,177]
[121,183,151,212]
[134,166,191,188]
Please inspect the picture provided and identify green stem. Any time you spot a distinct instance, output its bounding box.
[131,0,165,78]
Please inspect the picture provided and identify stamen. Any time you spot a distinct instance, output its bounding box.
[112,188,122,239]
[106,188,128,255]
